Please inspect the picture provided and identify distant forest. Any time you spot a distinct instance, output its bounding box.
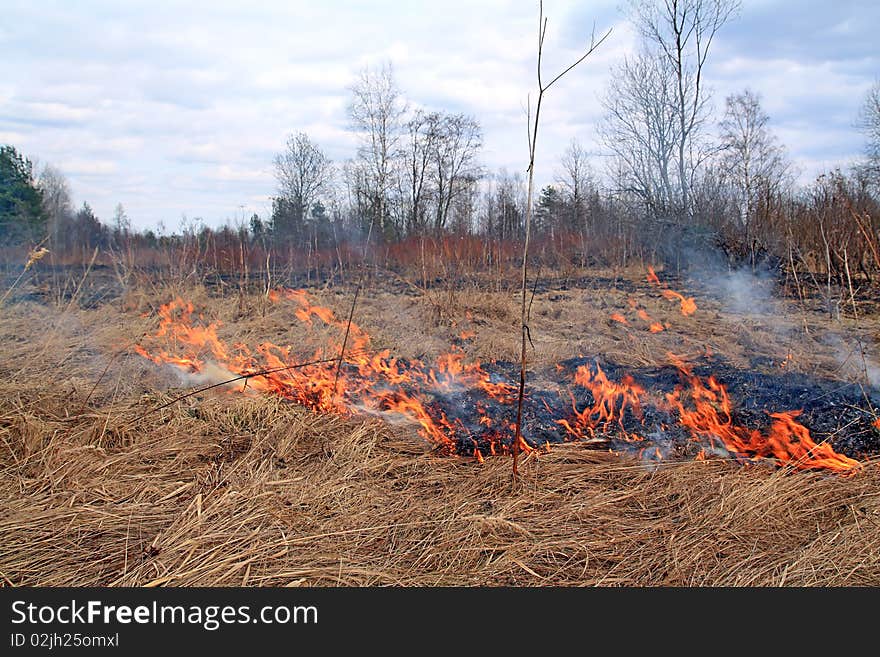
[2,0,879,284]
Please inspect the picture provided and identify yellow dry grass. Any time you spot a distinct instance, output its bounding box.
[1,270,879,586]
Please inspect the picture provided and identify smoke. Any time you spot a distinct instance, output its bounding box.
[167,361,244,391]
[822,333,880,389]
[683,247,879,391]
[680,246,781,317]
[864,356,880,388]
[710,268,777,316]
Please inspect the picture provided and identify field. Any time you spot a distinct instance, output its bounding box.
[2,263,880,586]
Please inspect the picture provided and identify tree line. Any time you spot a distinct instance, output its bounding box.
[1,0,878,284]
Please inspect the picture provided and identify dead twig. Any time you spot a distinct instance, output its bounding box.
[512,1,611,479]
[333,284,361,401]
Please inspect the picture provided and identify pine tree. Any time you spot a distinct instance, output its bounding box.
[0,145,47,244]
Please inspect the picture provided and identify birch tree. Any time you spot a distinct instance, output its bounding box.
[628,0,741,219]
[719,89,791,225]
[348,62,406,241]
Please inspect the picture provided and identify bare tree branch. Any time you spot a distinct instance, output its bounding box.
[512,0,611,479]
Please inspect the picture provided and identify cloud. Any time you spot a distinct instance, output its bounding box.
[0,0,875,229]
[211,164,270,184]
[0,100,95,128]
[57,159,118,176]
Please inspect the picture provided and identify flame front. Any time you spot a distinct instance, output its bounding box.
[557,363,644,441]
[133,289,861,473]
[647,267,697,316]
[665,357,860,473]
[136,292,518,455]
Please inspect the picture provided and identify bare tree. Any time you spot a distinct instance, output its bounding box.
[857,80,880,188]
[512,2,611,476]
[341,159,367,225]
[273,132,333,239]
[719,89,792,224]
[398,109,483,235]
[348,62,407,241]
[400,109,437,236]
[600,50,680,219]
[37,163,72,248]
[486,168,526,241]
[628,0,741,218]
[113,203,130,234]
[555,138,594,233]
[430,112,483,233]
[449,173,480,235]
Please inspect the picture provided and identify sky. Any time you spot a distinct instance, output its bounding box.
[1,0,877,231]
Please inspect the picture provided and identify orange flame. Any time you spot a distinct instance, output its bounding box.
[661,289,697,316]
[135,290,520,456]
[557,363,644,440]
[135,290,862,474]
[666,359,859,473]
[647,267,697,316]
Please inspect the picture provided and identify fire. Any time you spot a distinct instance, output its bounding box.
[550,352,861,473]
[557,363,644,440]
[665,357,860,473]
[661,289,697,316]
[381,393,457,448]
[766,411,862,472]
[647,266,697,316]
[136,290,518,456]
[133,290,863,474]
[619,302,665,333]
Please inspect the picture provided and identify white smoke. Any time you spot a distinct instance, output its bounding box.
[166,360,248,391]
[687,257,879,391]
[710,268,777,316]
[823,333,880,388]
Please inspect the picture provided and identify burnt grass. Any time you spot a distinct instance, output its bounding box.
[0,261,676,308]
[5,262,880,463]
[421,357,880,461]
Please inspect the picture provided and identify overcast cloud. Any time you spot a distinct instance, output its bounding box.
[1,0,877,230]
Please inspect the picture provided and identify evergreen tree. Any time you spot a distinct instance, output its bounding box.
[0,145,47,244]
[535,185,564,238]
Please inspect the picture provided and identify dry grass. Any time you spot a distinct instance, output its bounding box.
[3,388,879,586]
[1,269,880,586]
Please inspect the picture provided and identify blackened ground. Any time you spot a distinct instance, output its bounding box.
[421,357,880,461]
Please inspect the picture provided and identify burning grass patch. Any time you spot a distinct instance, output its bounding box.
[2,269,880,586]
[2,385,880,586]
[129,287,875,472]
